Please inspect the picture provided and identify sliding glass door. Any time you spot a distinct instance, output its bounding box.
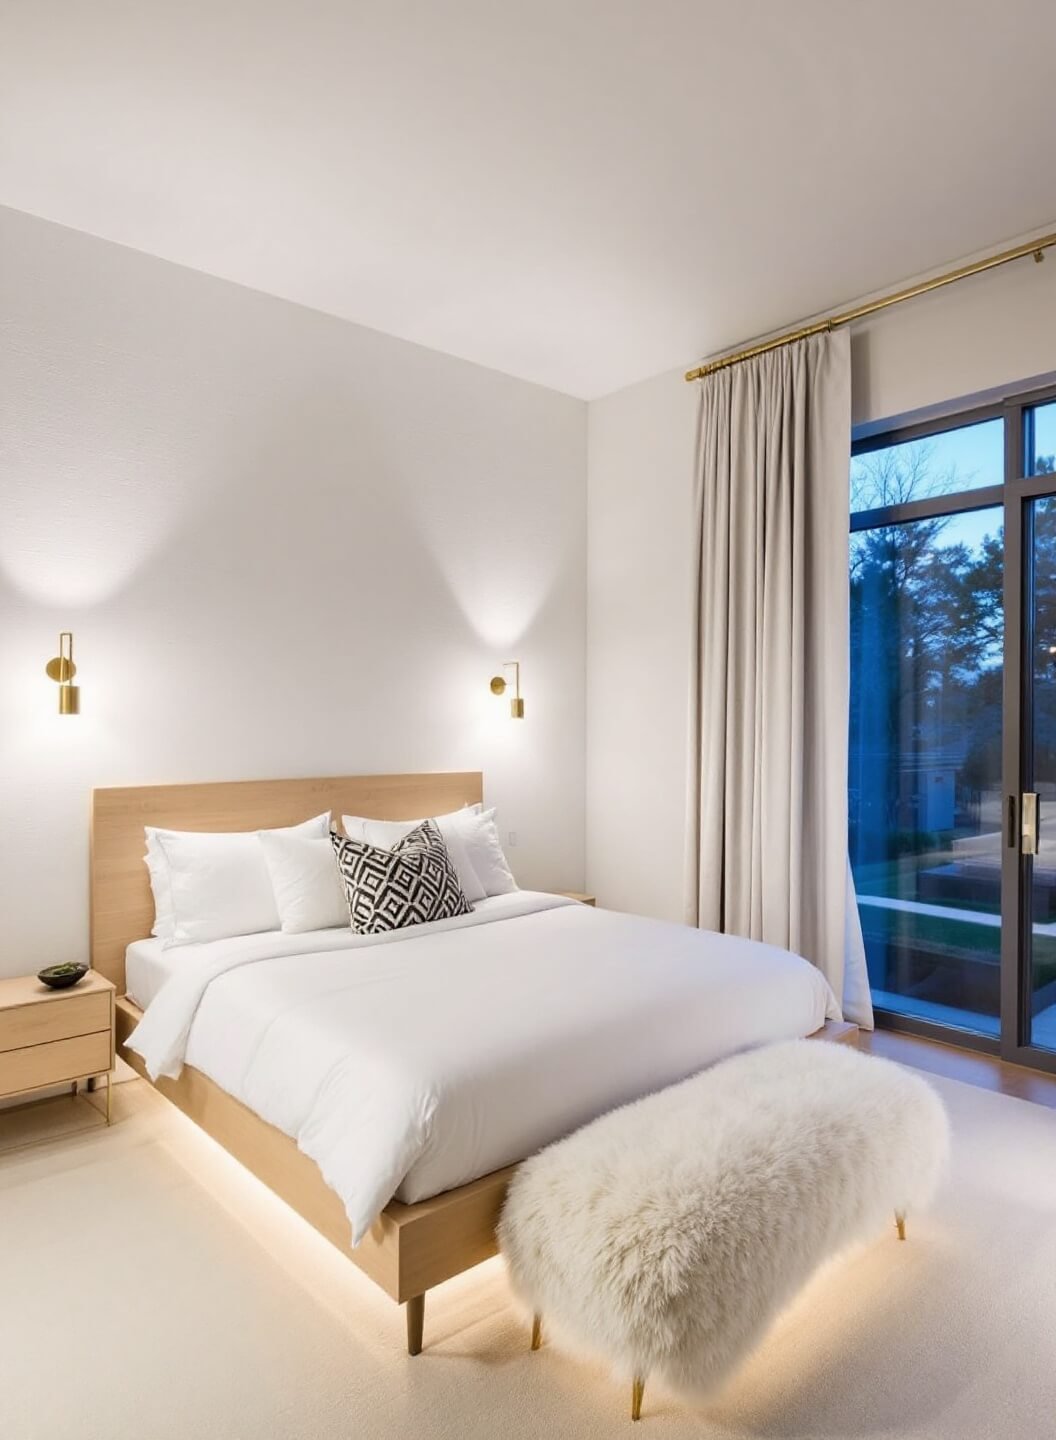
[850,386,1056,1067]
[850,415,1006,1040]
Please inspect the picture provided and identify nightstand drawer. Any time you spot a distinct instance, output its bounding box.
[0,990,111,1054]
[0,1031,112,1099]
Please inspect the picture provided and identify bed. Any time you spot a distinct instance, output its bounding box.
[93,773,857,1354]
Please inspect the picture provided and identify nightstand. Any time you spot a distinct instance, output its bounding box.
[559,891,596,906]
[0,971,116,1124]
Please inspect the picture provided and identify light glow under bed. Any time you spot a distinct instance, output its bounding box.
[125,892,837,1244]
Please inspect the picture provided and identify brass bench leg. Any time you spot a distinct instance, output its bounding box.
[406,1294,425,1356]
[631,1376,645,1422]
[530,1314,542,1351]
[895,1210,906,1241]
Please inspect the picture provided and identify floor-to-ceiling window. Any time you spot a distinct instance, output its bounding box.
[850,386,1056,1063]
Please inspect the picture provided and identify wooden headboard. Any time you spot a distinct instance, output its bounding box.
[90,772,484,992]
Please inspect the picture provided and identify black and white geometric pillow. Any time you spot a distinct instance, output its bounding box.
[330,819,472,935]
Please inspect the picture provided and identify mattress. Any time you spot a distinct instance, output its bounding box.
[126,893,838,1244]
[125,937,178,1009]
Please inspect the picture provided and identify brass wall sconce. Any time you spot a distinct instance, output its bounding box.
[490,661,524,719]
[46,631,80,714]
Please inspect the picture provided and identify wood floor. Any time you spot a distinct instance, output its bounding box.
[862,1026,1056,1110]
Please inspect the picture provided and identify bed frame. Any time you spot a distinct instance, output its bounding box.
[92,772,858,1355]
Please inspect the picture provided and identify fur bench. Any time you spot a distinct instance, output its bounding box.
[498,1039,948,1421]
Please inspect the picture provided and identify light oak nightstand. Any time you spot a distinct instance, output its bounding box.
[0,970,116,1124]
[559,891,596,906]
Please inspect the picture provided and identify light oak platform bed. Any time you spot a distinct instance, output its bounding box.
[93,773,858,1356]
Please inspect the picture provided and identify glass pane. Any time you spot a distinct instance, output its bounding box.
[850,506,1004,1035]
[1027,403,1056,477]
[851,419,1004,514]
[1027,495,1056,1048]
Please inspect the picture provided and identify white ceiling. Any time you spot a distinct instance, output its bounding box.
[2,0,1054,399]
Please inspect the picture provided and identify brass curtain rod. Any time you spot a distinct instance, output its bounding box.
[684,230,1056,383]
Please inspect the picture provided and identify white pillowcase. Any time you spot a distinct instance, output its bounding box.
[458,808,518,896]
[146,813,330,947]
[144,833,178,940]
[259,831,349,934]
[339,803,481,848]
[340,804,517,900]
[340,805,483,902]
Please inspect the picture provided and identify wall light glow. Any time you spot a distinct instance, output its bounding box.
[0,457,186,605]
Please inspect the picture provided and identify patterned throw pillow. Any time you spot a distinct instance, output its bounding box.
[330,819,472,935]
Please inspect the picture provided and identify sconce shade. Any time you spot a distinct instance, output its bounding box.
[58,684,80,715]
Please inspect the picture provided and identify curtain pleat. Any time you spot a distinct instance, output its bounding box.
[685,330,873,1028]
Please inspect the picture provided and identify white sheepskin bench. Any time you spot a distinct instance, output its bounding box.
[498,1039,949,1421]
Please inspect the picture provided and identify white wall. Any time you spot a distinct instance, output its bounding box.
[586,247,1056,917]
[586,370,697,920]
[0,207,587,979]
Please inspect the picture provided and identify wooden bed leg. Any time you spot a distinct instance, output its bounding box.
[530,1313,542,1351]
[631,1376,645,1422]
[406,1293,425,1356]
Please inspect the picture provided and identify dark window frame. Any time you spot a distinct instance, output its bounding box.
[851,378,1056,1060]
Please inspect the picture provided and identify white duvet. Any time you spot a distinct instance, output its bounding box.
[127,893,837,1244]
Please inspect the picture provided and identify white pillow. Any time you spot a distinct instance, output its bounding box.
[145,832,177,940]
[339,803,481,847]
[340,805,485,903]
[259,831,348,934]
[340,804,517,899]
[146,813,330,946]
[460,808,518,897]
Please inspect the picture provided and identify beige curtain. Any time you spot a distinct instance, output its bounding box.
[685,329,873,1027]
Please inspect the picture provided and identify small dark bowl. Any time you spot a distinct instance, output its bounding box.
[37,962,89,990]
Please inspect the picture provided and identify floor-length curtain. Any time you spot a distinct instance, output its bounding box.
[685,329,873,1027]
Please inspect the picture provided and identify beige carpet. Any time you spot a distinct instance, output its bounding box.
[1,1072,1055,1440]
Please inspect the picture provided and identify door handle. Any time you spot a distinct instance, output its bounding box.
[1023,792,1040,856]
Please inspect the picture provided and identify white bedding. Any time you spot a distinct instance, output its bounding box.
[124,894,529,1010]
[127,893,838,1245]
[126,938,178,1009]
